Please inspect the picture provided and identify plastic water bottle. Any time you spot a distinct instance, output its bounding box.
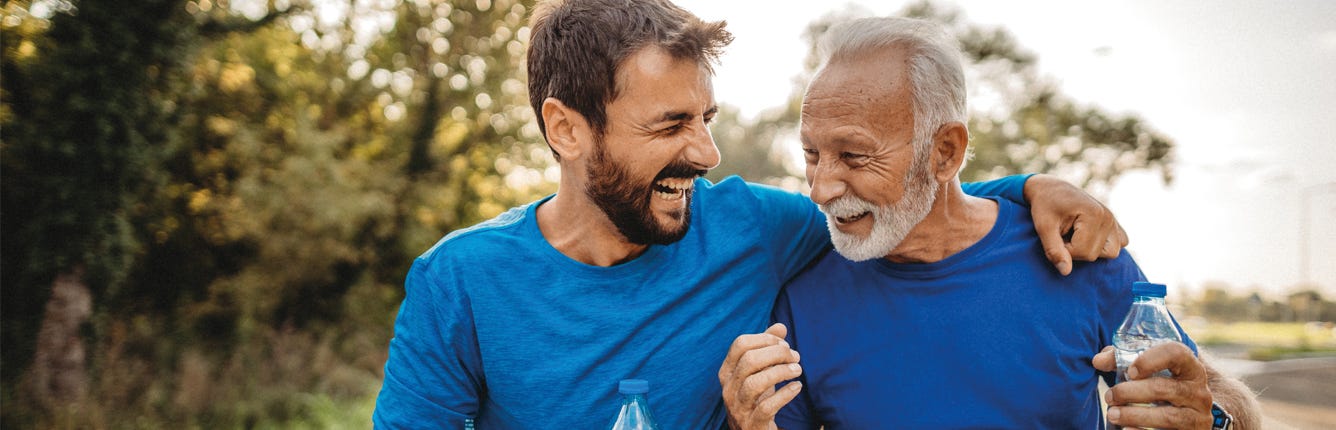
[608,379,660,430]
[1113,281,1182,409]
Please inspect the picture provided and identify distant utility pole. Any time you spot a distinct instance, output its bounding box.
[1299,182,1336,286]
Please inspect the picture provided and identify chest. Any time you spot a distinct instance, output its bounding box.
[794,279,1108,428]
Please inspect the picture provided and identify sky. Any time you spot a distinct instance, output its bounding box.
[675,0,1336,298]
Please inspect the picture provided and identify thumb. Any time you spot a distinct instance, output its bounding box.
[1091,346,1116,372]
[1037,221,1073,276]
[765,323,788,340]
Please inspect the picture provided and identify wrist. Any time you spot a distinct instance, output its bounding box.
[1020,173,1044,203]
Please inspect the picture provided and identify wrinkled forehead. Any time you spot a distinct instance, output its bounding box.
[803,61,911,132]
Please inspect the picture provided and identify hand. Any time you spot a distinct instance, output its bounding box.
[1024,174,1128,275]
[1092,344,1214,429]
[718,323,803,430]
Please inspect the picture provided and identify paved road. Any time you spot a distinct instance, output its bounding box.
[1208,354,1336,430]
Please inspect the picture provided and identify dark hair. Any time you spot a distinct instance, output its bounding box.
[527,0,733,160]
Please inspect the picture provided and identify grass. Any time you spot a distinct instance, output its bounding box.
[1188,321,1336,361]
[252,391,378,430]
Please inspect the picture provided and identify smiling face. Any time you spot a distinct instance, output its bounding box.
[584,46,721,245]
[800,47,939,261]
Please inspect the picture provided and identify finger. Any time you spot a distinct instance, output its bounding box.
[1107,404,1208,430]
[754,381,803,420]
[1035,214,1074,276]
[1066,216,1106,262]
[741,361,803,407]
[721,329,790,378]
[1114,221,1129,248]
[1130,343,1206,383]
[1106,376,1207,409]
[765,323,787,339]
[735,345,801,388]
[1100,235,1121,259]
[1091,346,1116,372]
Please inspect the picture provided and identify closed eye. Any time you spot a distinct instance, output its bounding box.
[842,152,870,166]
[802,148,819,164]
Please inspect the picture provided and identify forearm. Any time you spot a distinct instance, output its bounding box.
[1203,359,1261,430]
[1021,173,1062,204]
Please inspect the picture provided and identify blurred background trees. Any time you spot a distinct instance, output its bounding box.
[711,1,1175,198]
[0,0,1326,427]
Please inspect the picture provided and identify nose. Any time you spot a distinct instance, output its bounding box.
[684,122,721,171]
[807,160,846,206]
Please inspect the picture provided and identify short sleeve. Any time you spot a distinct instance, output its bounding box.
[373,256,485,429]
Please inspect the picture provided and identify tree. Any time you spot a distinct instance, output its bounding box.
[708,1,1176,196]
[13,0,548,425]
[2,0,191,418]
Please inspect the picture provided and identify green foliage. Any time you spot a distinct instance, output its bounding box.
[5,0,551,426]
[712,1,1177,195]
[706,102,802,186]
[2,0,192,404]
[899,1,1174,192]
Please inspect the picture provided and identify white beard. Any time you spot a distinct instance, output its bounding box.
[821,171,939,262]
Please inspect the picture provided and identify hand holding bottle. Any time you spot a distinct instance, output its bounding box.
[1093,343,1215,429]
[1094,282,1215,429]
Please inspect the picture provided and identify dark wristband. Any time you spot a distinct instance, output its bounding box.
[1210,401,1233,430]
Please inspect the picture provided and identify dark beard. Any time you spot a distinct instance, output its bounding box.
[585,136,703,245]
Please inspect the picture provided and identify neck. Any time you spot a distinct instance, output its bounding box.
[885,179,998,264]
[536,182,649,267]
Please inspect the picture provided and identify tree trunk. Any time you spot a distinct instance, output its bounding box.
[24,266,92,412]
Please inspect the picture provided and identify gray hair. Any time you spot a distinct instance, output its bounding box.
[813,17,968,168]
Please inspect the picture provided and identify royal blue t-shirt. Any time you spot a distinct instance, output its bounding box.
[773,198,1197,430]
[373,175,1029,429]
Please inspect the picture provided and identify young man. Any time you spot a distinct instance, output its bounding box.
[719,16,1259,430]
[373,1,1129,428]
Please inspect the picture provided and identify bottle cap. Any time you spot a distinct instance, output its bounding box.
[619,379,649,394]
[1132,281,1167,298]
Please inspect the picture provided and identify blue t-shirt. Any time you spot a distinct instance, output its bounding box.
[773,198,1197,430]
[373,175,1029,429]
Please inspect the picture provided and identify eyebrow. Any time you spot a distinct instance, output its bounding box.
[651,105,718,125]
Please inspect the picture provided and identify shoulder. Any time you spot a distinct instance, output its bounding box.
[416,200,539,272]
[784,248,850,292]
[695,175,810,212]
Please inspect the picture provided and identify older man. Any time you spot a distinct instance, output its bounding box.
[373,1,1133,428]
[719,17,1259,430]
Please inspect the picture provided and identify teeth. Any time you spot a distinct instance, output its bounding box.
[655,178,693,191]
[835,212,870,224]
[655,190,685,201]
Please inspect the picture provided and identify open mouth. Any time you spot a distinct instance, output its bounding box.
[834,211,871,224]
[653,177,693,201]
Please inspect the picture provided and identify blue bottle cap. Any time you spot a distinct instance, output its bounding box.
[619,379,649,394]
[1132,281,1167,298]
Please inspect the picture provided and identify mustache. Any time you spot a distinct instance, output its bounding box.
[653,160,707,182]
[820,195,877,218]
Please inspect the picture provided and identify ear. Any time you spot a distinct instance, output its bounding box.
[930,121,970,183]
[541,97,591,161]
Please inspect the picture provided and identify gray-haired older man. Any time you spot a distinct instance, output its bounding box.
[719,16,1259,430]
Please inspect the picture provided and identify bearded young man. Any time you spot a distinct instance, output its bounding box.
[372,1,1132,428]
[718,16,1260,430]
